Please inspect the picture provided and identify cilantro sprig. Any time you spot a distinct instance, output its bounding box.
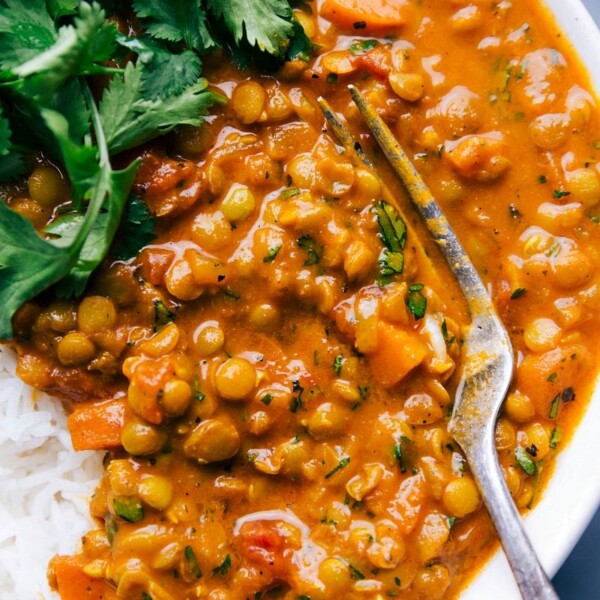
[0,0,310,339]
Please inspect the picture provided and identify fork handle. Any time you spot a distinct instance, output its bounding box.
[468,443,559,600]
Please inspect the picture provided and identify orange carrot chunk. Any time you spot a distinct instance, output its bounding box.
[320,0,409,32]
[367,322,427,388]
[67,398,125,451]
[50,555,116,600]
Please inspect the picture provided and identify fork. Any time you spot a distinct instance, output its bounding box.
[318,86,559,599]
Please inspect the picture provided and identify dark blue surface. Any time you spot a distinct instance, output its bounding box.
[552,2,600,599]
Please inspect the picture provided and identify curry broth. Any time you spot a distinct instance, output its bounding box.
[5,0,600,598]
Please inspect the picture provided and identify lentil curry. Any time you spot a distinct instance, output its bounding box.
[3,0,600,598]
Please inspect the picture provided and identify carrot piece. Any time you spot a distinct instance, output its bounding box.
[67,398,125,451]
[50,555,116,600]
[367,322,427,388]
[320,0,408,32]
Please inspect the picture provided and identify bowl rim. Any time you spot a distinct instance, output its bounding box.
[462,1,600,597]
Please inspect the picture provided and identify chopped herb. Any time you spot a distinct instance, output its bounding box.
[326,73,338,84]
[393,436,413,474]
[375,200,407,279]
[447,516,456,529]
[553,189,571,198]
[153,299,175,331]
[192,377,205,402]
[261,393,273,405]
[546,372,557,382]
[394,576,401,587]
[224,289,241,300]
[297,234,322,266]
[549,393,560,418]
[263,244,282,263]
[297,596,311,600]
[113,496,144,523]
[515,446,536,476]
[325,456,350,479]
[510,287,527,300]
[562,387,575,403]
[358,385,369,399]
[142,593,153,600]
[349,39,378,55]
[348,563,365,580]
[212,554,232,576]
[353,20,367,29]
[113,196,156,260]
[528,459,543,509]
[281,187,301,199]
[549,426,562,449]
[441,319,455,347]
[185,545,202,579]
[538,175,547,184]
[104,513,119,545]
[333,354,343,376]
[407,283,427,320]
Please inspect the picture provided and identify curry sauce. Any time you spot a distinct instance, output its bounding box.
[4,1,600,598]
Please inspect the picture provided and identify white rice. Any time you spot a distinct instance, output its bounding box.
[0,347,104,600]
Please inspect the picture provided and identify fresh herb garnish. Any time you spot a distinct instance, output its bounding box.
[374,200,407,280]
[549,392,560,419]
[212,554,232,576]
[261,393,273,405]
[263,244,282,263]
[349,39,378,56]
[549,426,561,449]
[185,545,203,579]
[153,299,176,331]
[552,189,571,198]
[0,0,310,339]
[114,196,156,260]
[348,563,365,580]
[113,496,144,523]
[407,283,427,320]
[297,234,321,266]
[333,354,343,377]
[510,287,527,300]
[393,435,413,474]
[515,446,536,476]
[325,456,350,479]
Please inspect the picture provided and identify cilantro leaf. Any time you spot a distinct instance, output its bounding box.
[11,2,117,97]
[47,0,80,19]
[206,0,295,56]
[0,103,25,180]
[99,61,224,154]
[0,200,75,339]
[375,200,407,279]
[286,19,314,62]
[0,0,57,71]
[116,34,202,100]
[407,283,427,320]
[133,0,216,53]
[42,93,139,297]
[0,149,26,181]
[515,446,536,476]
[114,196,156,260]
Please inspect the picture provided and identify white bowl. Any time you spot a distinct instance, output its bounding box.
[462,1,600,597]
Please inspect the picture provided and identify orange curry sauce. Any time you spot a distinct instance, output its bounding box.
[5,1,600,598]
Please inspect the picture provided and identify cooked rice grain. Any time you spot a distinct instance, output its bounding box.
[0,348,103,600]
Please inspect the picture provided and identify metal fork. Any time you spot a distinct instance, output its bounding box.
[318,86,559,599]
